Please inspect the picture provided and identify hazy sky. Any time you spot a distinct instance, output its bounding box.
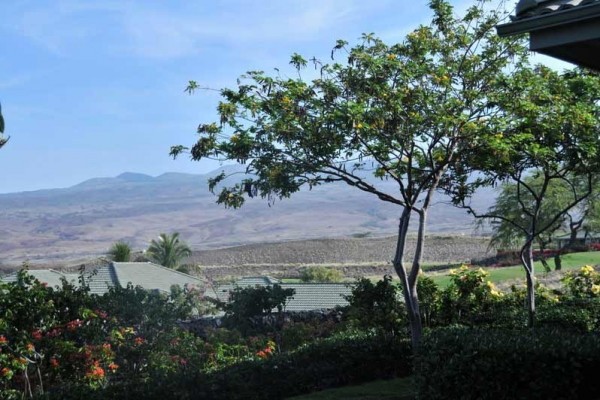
[0,0,570,194]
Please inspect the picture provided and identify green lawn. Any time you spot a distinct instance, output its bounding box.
[430,251,600,287]
[286,377,415,400]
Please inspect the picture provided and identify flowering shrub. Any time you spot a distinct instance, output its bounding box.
[562,265,600,298]
[0,269,212,399]
[438,265,504,326]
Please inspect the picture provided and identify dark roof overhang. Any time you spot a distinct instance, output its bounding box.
[497,2,600,70]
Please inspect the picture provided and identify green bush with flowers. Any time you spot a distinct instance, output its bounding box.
[562,265,600,298]
[437,265,505,326]
[0,269,220,399]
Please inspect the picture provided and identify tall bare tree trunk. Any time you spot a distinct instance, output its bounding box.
[521,240,535,329]
[393,206,423,349]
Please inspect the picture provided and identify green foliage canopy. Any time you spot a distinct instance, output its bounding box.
[173,0,528,347]
[108,241,132,262]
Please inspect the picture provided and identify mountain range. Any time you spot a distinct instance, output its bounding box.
[0,167,496,268]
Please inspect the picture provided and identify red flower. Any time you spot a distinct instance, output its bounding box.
[134,337,145,346]
[0,335,7,345]
[31,330,43,341]
[47,328,63,338]
[50,357,60,368]
[66,319,83,332]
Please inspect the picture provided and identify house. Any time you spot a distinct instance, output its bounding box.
[1,269,78,287]
[86,262,217,297]
[2,262,217,298]
[554,231,600,249]
[497,0,600,70]
[214,276,353,312]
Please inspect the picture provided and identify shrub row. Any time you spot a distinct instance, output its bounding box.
[55,331,412,400]
[415,327,600,400]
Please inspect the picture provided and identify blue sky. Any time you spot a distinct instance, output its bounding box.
[0,0,570,194]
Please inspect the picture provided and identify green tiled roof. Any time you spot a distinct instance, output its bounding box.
[214,278,353,311]
[1,263,215,299]
[1,269,78,288]
[87,262,212,296]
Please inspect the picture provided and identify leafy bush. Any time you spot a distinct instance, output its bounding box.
[299,266,343,283]
[219,284,295,335]
[0,270,210,399]
[345,276,405,336]
[415,327,600,400]
[95,331,412,400]
[562,265,600,298]
[437,265,505,326]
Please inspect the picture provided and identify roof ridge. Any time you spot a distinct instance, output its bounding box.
[111,261,203,282]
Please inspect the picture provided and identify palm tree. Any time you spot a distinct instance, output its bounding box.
[146,232,192,269]
[108,241,132,262]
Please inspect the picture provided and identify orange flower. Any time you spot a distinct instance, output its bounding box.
[108,362,119,372]
[256,350,267,359]
[1,367,11,377]
[134,337,145,346]
[86,365,105,379]
[26,343,35,353]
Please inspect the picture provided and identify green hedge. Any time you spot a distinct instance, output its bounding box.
[415,327,600,400]
[46,331,412,400]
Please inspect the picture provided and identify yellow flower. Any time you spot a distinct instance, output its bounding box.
[591,285,600,295]
[356,122,363,129]
[581,265,595,276]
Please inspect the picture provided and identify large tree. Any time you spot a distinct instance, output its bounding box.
[451,66,600,327]
[172,0,527,346]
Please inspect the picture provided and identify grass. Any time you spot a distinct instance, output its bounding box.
[429,251,600,287]
[286,377,415,400]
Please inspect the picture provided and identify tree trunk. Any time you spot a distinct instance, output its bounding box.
[393,206,423,349]
[520,241,535,329]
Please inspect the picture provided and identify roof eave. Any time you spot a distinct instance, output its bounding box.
[497,3,600,36]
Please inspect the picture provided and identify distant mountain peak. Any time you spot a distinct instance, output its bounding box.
[116,172,154,181]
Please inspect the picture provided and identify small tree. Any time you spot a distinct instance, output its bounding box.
[452,66,600,327]
[146,232,192,269]
[483,176,571,271]
[172,1,527,346]
[108,241,132,262]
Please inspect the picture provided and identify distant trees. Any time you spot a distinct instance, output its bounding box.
[173,0,528,347]
[108,241,132,262]
[300,266,343,283]
[146,232,192,269]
